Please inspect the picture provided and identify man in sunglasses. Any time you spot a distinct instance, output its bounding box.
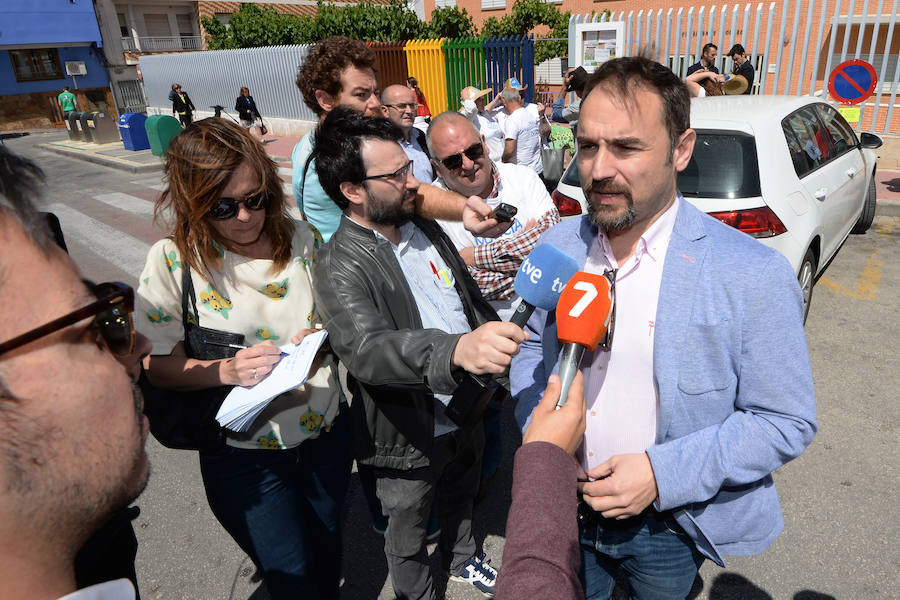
[429,111,560,321]
[381,84,434,184]
[312,107,527,599]
[0,147,152,599]
[511,57,816,599]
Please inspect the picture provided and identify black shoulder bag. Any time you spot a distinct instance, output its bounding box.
[140,266,244,452]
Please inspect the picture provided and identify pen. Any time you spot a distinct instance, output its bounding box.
[203,340,289,357]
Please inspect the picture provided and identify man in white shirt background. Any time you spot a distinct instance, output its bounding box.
[500,87,544,177]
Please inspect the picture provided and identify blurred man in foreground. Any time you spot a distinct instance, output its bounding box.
[0,147,151,599]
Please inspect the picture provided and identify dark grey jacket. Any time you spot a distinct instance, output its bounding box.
[313,215,499,470]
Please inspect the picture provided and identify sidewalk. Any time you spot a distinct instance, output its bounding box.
[35,132,302,174]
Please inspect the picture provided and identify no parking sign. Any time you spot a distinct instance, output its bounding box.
[828,59,877,105]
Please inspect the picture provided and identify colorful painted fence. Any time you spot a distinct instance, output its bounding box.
[405,39,448,115]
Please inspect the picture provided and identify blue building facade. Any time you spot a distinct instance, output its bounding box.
[0,0,112,129]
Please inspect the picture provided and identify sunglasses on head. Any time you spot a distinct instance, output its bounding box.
[207,191,269,220]
[0,282,135,358]
[437,143,485,171]
[598,269,617,352]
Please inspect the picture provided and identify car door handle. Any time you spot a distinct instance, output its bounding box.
[846,169,857,178]
[814,188,827,200]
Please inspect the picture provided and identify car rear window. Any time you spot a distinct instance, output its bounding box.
[678,132,761,199]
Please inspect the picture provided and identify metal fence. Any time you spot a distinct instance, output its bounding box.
[569,1,900,134]
[369,41,409,91]
[116,79,147,114]
[443,37,487,111]
[138,45,317,121]
[484,35,535,105]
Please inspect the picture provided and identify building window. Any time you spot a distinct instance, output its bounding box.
[215,12,231,27]
[481,0,506,9]
[10,49,63,82]
[434,0,457,7]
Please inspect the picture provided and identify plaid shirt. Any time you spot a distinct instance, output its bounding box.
[470,208,561,300]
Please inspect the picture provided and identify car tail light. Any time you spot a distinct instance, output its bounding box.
[552,189,582,216]
[708,206,787,238]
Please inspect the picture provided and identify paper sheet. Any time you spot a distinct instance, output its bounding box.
[216,329,329,432]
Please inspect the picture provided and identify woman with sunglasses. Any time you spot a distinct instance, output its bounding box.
[135,118,349,599]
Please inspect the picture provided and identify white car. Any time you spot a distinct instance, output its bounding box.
[551,95,882,321]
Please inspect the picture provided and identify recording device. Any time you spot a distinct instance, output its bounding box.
[211,105,225,118]
[509,245,579,328]
[554,271,614,408]
[489,202,518,223]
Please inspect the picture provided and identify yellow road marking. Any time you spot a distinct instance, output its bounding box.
[819,251,882,300]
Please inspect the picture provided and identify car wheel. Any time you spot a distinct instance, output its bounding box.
[798,248,817,324]
[851,173,877,234]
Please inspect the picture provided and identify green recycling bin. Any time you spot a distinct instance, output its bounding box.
[145,115,183,157]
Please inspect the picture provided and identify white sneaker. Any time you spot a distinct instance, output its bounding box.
[449,552,497,597]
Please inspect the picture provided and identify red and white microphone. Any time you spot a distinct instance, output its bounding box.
[554,272,614,409]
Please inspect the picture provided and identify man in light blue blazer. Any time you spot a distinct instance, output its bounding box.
[511,57,817,599]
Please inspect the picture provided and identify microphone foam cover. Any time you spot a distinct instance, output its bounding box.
[556,271,613,348]
[513,245,580,310]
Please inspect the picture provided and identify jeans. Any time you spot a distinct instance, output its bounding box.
[374,424,484,600]
[579,509,704,600]
[199,408,352,600]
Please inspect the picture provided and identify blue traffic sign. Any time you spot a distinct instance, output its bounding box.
[828,60,877,105]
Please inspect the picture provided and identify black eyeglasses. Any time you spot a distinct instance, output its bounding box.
[384,102,418,112]
[0,282,135,358]
[207,191,269,220]
[599,269,617,351]
[362,160,413,184]
[437,143,485,171]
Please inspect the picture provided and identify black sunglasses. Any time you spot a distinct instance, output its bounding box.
[0,282,135,358]
[599,269,617,352]
[207,191,269,220]
[437,143,485,171]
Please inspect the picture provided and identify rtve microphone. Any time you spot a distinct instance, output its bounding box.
[554,271,613,409]
[509,245,579,329]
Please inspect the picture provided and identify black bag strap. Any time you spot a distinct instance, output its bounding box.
[299,149,315,201]
[180,264,200,337]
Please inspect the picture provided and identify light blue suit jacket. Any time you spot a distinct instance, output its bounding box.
[510,198,817,566]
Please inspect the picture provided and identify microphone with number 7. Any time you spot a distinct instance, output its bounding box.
[554,271,614,408]
[509,245,580,328]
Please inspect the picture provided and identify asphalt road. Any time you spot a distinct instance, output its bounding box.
[4,131,898,599]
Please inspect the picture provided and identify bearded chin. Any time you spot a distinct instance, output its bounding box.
[588,200,636,231]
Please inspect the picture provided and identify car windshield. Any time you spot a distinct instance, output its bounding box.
[679,132,761,199]
[561,132,762,199]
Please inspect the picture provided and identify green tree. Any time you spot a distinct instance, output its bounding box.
[423,6,477,39]
[201,4,304,49]
[476,0,571,63]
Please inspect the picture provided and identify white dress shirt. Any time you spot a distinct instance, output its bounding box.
[579,197,680,472]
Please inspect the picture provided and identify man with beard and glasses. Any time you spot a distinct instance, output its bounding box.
[312,107,526,599]
[510,57,816,599]
[0,146,152,600]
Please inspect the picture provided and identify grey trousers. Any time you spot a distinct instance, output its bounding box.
[374,424,485,600]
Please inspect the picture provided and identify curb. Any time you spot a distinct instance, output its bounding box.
[876,199,900,218]
[37,143,163,174]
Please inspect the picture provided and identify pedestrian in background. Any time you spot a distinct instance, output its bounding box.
[728,44,755,94]
[235,86,265,138]
[137,118,350,600]
[170,83,195,127]
[407,76,431,125]
[58,85,79,118]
